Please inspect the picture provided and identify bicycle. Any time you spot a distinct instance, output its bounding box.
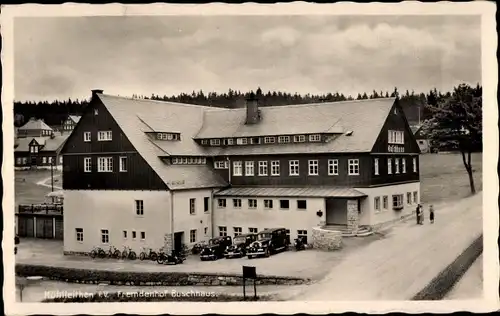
[139,247,158,261]
[89,246,106,259]
[121,246,137,260]
[107,245,121,259]
[156,247,168,264]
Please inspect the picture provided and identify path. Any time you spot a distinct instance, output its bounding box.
[282,193,482,301]
[36,176,62,190]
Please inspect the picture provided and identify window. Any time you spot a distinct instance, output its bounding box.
[190,229,197,243]
[204,197,210,213]
[309,134,321,142]
[374,158,379,175]
[140,232,146,240]
[135,200,144,215]
[59,156,63,164]
[278,136,290,143]
[383,196,388,209]
[245,161,255,176]
[264,199,273,209]
[388,158,393,174]
[233,227,242,236]
[374,197,381,212]
[16,158,21,165]
[214,160,229,169]
[119,156,127,172]
[83,132,91,142]
[210,139,220,146]
[42,157,47,164]
[48,157,53,164]
[348,159,360,175]
[123,230,127,239]
[413,157,417,172]
[388,130,404,144]
[30,146,38,153]
[94,109,99,115]
[97,157,113,172]
[233,161,243,176]
[22,157,27,165]
[132,231,137,239]
[236,138,248,145]
[279,200,290,209]
[248,199,257,208]
[395,158,400,174]
[97,131,112,141]
[297,200,307,210]
[294,135,306,142]
[289,160,299,176]
[233,199,242,208]
[250,137,260,144]
[217,198,226,208]
[101,229,109,244]
[84,157,92,172]
[218,226,227,237]
[402,158,406,173]
[201,139,208,145]
[249,227,258,234]
[264,136,275,144]
[297,230,308,244]
[258,161,268,176]
[328,159,339,175]
[75,228,84,242]
[407,192,412,204]
[204,227,208,235]
[413,191,418,204]
[271,161,280,176]
[392,194,403,209]
[308,160,319,175]
[189,198,196,215]
[227,138,234,145]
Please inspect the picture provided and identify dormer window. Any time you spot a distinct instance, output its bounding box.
[278,136,290,143]
[171,156,206,165]
[309,134,321,142]
[157,133,180,141]
[294,135,306,143]
[227,139,234,145]
[201,139,208,145]
[236,138,248,145]
[250,137,260,144]
[29,145,39,153]
[264,136,275,144]
[210,139,220,146]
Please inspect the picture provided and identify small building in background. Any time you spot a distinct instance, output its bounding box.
[412,125,431,153]
[14,134,68,170]
[17,118,54,138]
[61,115,82,133]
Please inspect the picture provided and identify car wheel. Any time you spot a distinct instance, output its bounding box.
[265,249,271,257]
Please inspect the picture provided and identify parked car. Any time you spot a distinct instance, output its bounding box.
[247,228,289,259]
[191,241,208,255]
[200,236,232,261]
[224,233,257,259]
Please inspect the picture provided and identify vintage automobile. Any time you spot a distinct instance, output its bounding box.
[247,228,289,259]
[224,233,257,259]
[199,236,232,261]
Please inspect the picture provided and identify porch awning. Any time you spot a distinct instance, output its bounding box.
[214,186,367,198]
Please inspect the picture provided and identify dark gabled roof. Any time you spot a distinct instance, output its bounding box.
[14,135,68,153]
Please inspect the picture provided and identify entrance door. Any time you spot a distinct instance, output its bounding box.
[174,232,184,252]
[54,218,64,240]
[325,199,348,225]
[30,156,37,166]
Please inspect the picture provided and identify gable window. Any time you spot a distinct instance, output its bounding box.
[189,198,196,215]
[190,229,197,243]
[264,199,273,209]
[233,161,243,176]
[383,196,388,209]
[395,158,400,174]
[402,158,406,173]
[297,200,307,210]
[75,228,84,242]
[258,161,268,176]
[289,160,299,176]
[308,160,319,176]
[210,139,220,146]
[264,136,275,144]
[30,145,39,153]
[217,198,226,208]
[236,138,248,145]
[214,160,229,169]
[119,156,127,172]
[248,199,257,209]
[83,132,91,142]
[388,158,393,174]
[97,131,112,141]
[97,157,113,172]
[328,159,339,175]
[279,200,290,210]
[309,134,321,142]
[348,159,360,175]
[135,200,144,215]
[388,130,404,145]
[101,229,109,244]
[392,194,403,209]
[233,198,242,208]
[218,226,227,237]
[233,227,242,236]
[278,136,290,143]
[249,227,258,233]
[413,157,417,172]
[204,197,210,213]
[374,158,379,175]
[294,135,306,143]
[271,161,280,176]
[84,157,92,172]
[374,197,381,212]
[94,109,99,115]
[245,161,255,176]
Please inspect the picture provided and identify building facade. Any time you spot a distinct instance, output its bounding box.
[14,135,68,170]
[61,115,82,133]
[60,90,421,255]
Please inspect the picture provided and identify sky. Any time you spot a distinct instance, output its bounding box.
[14,15,481,101]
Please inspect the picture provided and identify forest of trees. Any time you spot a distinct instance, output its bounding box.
[13,85,481,128]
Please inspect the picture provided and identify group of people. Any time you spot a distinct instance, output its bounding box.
[416,203,435,225]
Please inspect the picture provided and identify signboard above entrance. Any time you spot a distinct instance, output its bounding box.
[388,145,405,153]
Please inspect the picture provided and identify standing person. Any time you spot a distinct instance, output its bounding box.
[416,204,421,225]
[420,204,425,224]
[429,205,435,224]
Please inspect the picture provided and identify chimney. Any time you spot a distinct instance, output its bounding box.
[245,92,260,125]
[91,89,104,99]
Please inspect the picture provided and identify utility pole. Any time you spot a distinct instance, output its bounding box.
[51,158,54,192]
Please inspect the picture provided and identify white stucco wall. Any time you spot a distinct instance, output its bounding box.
[63,190,171,254]
[171,189,214,247]
[355,181,421,226]
[213,196,326,242]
